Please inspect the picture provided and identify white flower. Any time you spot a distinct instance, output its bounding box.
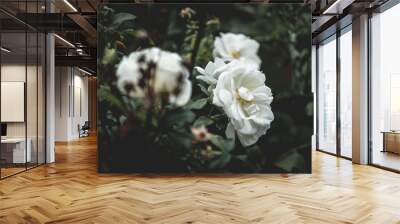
[212,61,274,146]
[191,126,209,143]
[116,47,191,106]
[213,33,261,68]
[180,7,196,19]
[194,57,226,85]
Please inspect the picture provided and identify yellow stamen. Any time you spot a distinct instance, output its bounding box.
[231,50,241,59]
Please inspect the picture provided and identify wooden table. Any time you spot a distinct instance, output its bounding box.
[1,138,31,164]
[381,131,400,154]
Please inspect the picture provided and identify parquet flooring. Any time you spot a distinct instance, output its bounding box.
[1,167,26,178]
[1,135,400,223]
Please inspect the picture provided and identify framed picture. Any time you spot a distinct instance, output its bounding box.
[98,3,312,173]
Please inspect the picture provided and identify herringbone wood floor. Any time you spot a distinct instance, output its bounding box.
[1,136,400,224]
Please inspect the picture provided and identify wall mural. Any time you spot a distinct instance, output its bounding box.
[98,4,312,173]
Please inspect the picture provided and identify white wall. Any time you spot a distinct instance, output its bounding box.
[55,67,89,141]
[1,65,27,140]
[1,65,41,137]
[71,72,89,138]
[55,67,69,141]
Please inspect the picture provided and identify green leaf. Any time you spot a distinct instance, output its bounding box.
[193,116,214,127]
[168,129,193,149]
[209,134,235,152]
[165,109,195,128]
[215,116,227,131]
[99,86,124,111]
[101,46,117,65]
[197,84,210,96]
[121,28,136,38]
[234,154,247,162]
[186,98,208,110]
[208,153,231,169]
[274,149,305,172]
[111,13,136,28]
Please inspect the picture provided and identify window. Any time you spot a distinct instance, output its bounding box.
[339,27,352,158]
[0,1,47,179]
[317,35,337,154]
[316,26,353,158]
[370,3,400,171]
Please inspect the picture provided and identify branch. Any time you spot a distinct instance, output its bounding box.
[190,13,206,71]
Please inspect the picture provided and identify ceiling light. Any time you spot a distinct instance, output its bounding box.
[322,0,355,15]
[78,67,93,76]
[76,48,86,55]
[54,34,75,48]
[63,0,78,12]
[1,47,11,53]
[323,0,343,14]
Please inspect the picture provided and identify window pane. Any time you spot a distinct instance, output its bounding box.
[340,29,352,158]
[27,30,38,169]
[1,31,28,177]
[371,4,400,171]
[318,37,337,154]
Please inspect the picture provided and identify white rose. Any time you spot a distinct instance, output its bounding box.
[116,47,191,106]
[212,61,274,146]
[194,57,226,85]
[213,33,261,68]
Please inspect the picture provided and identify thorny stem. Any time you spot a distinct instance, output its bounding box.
[190,13,206,72]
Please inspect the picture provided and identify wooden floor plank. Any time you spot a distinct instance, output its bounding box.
[1,135,400,223]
